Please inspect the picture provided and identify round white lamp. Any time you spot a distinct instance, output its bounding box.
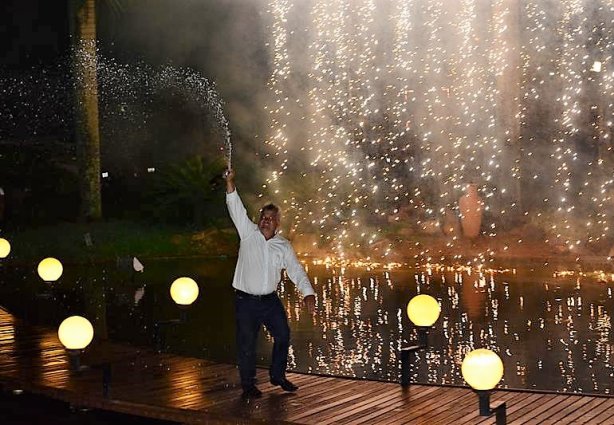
[462,348,504,390]
[154,277,199,352]
[170,277,199,306]
[461,348,505,418]
[407,294,441,327]
[37,257,63,282]
[58,316,94,350]
[0,238,11,258]
[58,315,94,372]
[407,294,440,347]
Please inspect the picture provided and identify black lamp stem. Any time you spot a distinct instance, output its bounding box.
[477,390,491,416]
[67,349,81,373]
[400,326,432,387]
[476,390,506,424]
[495,402,507,425]
[417,327,429,348]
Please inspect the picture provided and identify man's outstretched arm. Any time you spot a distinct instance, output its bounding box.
[285,248,316,314]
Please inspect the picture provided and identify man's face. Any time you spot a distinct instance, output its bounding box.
[258,210,279,239]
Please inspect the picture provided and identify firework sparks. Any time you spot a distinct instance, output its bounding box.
[263,0,614,258]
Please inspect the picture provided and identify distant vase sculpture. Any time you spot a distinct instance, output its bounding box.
[459,183,484,239]
[442,208,460,236]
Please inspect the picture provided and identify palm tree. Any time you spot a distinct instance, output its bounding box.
[149,156,225,226]
[68,0,103,220]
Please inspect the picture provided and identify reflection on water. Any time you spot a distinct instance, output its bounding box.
[282,262,614,395]
[1,258,613,395]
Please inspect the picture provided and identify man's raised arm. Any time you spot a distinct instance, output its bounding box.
[224,169,256,239]
[225,168,236,194]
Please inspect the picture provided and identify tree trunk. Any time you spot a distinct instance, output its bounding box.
[69,0,102,220]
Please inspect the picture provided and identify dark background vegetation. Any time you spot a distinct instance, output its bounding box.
[0,0,270,248]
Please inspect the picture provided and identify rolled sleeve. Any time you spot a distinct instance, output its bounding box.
[284,246,315,298]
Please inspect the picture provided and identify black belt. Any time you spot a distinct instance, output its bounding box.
[235,289,276,300]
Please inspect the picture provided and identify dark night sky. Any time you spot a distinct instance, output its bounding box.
[0,0,69,68]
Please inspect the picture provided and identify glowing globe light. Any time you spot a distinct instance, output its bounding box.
[170,277,199,306]
[58,316,94,350]
[461,349,504,391]
[37,257,63,282]
[406,294,441,327]
[0,238,10,258]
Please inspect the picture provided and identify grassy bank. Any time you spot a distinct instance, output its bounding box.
[3,220,238,264]
[4,219,612,270]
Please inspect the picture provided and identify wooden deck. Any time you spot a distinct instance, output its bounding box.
[1,307,614,424]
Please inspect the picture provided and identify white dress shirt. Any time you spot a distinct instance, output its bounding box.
[226,190,315,297]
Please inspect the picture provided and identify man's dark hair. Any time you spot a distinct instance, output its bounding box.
[260,203,280,217]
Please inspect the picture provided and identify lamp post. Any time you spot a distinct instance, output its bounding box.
[0,238,11,259]
[461,348,506,424]
[58,315,94,372]
[400,294,441,387]
[36,257,63,299]
[58,315,112,398]
[154,277,199,352]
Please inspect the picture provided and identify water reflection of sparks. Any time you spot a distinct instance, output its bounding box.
[309,258,614,284]
[423,262,516,275]
[276,259,614,393]
[309,257,404,270]
[553,270,614,282]
[308,257,522,274]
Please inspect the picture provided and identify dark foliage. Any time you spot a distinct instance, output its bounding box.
[144,156,226,227]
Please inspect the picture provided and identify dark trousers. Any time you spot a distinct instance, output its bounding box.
[235,290,290,389]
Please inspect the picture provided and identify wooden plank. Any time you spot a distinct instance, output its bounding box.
[382,387,470,424]
[415,392,479,425]
[456,391,545,425]
[581,403,614,425]
[288,384,368,421]
[522,394,592,425]
[317,384,403,424]
[571,398,614,425]
[553,396,614,424]
[365,386,455,425]
[2,307,614,425]
[339,385,439,424]
[502,392,557,423]
[447,390,531,425]
[508,394,571,424]
[312,381,395,424]
[429,390,507,425]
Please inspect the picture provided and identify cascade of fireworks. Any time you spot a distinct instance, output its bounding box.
[263,0,614,258]
[555,1,586,250]
[597,2,614,244]
[522,0,613,250]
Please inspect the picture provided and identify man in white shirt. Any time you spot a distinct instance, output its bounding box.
[225,168,316,399]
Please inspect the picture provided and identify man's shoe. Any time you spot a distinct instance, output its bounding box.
[241,386,262,398]
[270,377,298,392]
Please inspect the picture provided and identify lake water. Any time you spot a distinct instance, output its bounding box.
[1,257,613,395]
